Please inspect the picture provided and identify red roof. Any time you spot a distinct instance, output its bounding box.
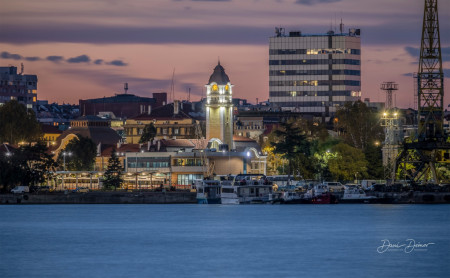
[232,135,256,142]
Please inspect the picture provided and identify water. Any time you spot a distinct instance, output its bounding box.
[1,204,449,278]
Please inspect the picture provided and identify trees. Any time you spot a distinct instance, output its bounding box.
[139,123,157,144]
[103,150,123,190]
[335,101,384,150]
[271,121,311,180]
[328,143,368,181]
[0,100,42,145]
[0,143,58,192]
[58,135,97,171]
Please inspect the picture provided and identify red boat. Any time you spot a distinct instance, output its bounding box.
[312,192,338,204]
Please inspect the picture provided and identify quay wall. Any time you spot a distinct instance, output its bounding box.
[0,192,196,205]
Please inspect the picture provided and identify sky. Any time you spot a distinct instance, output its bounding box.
[1,0,449,108]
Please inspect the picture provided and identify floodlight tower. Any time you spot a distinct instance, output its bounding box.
[396,0,449,183]
[380,82,400,182]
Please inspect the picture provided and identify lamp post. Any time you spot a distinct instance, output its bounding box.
[62,151,72,191]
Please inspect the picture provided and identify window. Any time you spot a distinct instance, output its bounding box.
[162,128,167,135]
[174,128,179,135]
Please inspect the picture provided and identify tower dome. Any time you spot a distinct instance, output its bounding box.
[208,62,230,85]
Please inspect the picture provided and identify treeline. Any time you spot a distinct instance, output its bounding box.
[264,101,384,182]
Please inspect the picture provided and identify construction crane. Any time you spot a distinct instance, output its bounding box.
[396,0,449,182]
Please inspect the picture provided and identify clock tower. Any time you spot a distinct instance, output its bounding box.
[205,61,234,150]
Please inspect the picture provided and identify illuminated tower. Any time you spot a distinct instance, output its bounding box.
[205,62,234,150]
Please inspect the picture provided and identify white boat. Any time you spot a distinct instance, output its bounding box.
[340,186,377,203]
[195,179,221,204]
[221,180,240,205]
[229,174,273,204]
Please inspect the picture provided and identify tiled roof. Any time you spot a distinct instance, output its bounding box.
[232,135,255,142]
[161,139,195,148]
[101,144,141,156]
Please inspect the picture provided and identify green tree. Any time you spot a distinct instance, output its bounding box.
[364,144,383,179]
[328,143,368,181]
[103,149,123,190]
[0,100,42,145]
[271,121,311,181]
[0,143,58,192]
[335,101,384,150]
[59,135,97,171]
[139,123,157,143]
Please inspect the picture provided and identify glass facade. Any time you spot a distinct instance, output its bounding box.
[269,32,361,116]
[177,174,203,185]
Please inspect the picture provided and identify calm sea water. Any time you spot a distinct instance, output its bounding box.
[1,204,449,278]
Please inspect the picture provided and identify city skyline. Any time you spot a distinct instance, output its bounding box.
[1,0,449,108]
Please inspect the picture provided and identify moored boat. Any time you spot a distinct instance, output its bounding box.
[195,179,222,204]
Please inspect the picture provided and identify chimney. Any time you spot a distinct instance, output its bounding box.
[174,100,179,115]
[148,105,151,115]
[147,141,151,151]
[157,140,161,151]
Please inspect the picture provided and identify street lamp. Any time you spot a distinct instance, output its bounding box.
[62,151,72,171]
[61,151,72,191]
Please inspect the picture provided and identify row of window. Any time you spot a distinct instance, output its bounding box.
[269,59,360,66]
[269,80,361,87]
[269,48,360,55]
[173,158,204,167]
[269,91,353,97]
[177,174,203,185]
[269,69,360,76]
[127,161,170,169]
[271,101,350,107]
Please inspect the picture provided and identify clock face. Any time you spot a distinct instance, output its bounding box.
[225,85,229,91]
[212,84,218,91]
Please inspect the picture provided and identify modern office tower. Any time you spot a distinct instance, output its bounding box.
[269,28,361,120]
[0,65,38,110]
[205,62,234,150]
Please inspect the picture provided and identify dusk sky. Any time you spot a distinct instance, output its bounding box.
[1,0,449,108]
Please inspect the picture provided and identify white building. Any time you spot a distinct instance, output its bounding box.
[205,62,234,150]
[269,28,361,120]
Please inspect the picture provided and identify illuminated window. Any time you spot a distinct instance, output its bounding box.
[212,84,218,91]
[290,91,297,97]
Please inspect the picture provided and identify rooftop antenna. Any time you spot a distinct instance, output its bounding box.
[124,82,128,94]
[19,63,24,75]
[340,18,344,34]
[188,87,191,102]
[334,13,337,33]
[170,68,175,103]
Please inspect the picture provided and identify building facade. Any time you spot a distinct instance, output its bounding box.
[0,66,37,110]
[79,92,167,119]
[124,101,201,144]
[269,28,361,119]
[205,62,234,150]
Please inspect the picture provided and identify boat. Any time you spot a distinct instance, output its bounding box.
[220,174,273,204]
[279,191,311,204]
[221,179,239,205]
[195,179,222,204]
[339,186,379,203]
[304,184,338,204]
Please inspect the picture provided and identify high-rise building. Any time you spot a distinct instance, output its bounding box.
[269,28,361,119]
[205,62,234,150]
[0,65,38,110]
